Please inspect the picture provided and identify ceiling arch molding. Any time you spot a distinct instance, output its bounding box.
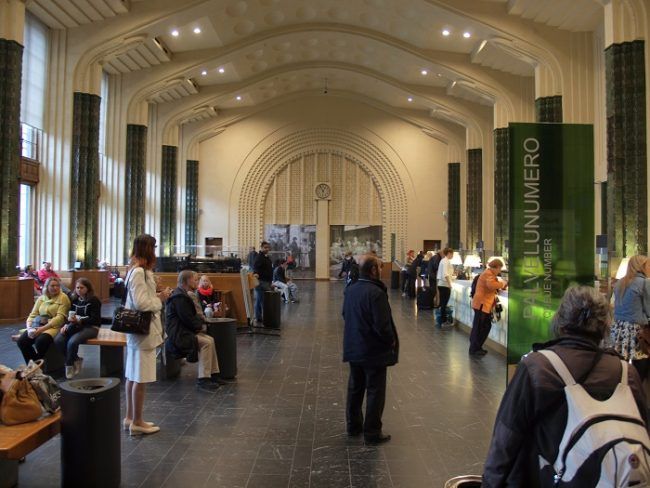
[235,127,410,259]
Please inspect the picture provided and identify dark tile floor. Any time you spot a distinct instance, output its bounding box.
[0,281,506,487]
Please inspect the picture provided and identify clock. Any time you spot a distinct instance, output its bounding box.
[315,183,331,199]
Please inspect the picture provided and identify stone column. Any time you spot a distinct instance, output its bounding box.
[447,162,460,249]
[493,128,510,256]
[315,199,330,280]
[160,145,177,256]
[70,92,101,269]
[0,0,25,277]
[185,160,199,248]
[535,96,563,122]
[124,124,147,261]
[466,149,482,251]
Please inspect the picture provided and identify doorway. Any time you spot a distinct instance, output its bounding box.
[423,240,441,252]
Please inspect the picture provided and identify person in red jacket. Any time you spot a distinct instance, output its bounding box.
[37,261,59,283]
[469,258,507,355]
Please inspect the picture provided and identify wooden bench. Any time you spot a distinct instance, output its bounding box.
[11,328,126,378]
[0,412,61,488]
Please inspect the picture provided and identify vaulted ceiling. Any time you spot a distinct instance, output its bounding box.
[28,0,606,133]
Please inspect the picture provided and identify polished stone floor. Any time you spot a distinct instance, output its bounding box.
[0,281,507,487]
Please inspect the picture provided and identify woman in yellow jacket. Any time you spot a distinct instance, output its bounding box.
[469,259,507,356]
[17,276,71,363]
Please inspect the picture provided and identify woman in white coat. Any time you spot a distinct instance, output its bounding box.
[123,234,171,435]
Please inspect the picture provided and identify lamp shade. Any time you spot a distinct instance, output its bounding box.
[463,255,481,268]
[450,252,463,265]
[615,257,630,280]
[487,256,507,271]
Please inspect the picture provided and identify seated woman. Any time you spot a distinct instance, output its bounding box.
[20,264,42,294]
[196,275,229,318]
[482,285,648,486]
[17,276,71,364]
[54,278,102,379]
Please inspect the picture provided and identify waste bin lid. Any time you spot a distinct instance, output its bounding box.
[60,377,120,394]
[205,317,237,324]
[444,475,482,488]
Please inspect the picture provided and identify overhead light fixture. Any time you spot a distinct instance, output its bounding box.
[421,69,428,76]
[193,27,201,34]
[236,95,242,101]
[442,29,450,37]
[171,29,179,37]
[463,32,471,38]
[218,67,225,74]
[201,70,207,76]
[407,97,413,102]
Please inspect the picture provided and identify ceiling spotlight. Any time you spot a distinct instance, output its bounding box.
[193,27,201,34]
[201,70,207,76]
[407,97,413,102]
[463,32,471,38]
[218,67,225,74]
[442,29,450,37]
[236,95,242,101]
[421,69,428,76]
[171,29,179,37]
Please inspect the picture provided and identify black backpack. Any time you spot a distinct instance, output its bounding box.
[346,261,360,286]
[469,274,480,298]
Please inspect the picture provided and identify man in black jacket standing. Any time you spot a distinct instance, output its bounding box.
[253,241,273,323]
[343,254,399,444]
[166,270,221,391]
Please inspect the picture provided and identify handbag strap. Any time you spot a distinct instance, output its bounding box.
[123,267,147,306]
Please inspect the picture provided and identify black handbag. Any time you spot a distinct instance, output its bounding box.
[111,268,152,335]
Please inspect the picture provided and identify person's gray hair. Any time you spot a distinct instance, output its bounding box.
[550,285,611,341]
[178,269,196,287]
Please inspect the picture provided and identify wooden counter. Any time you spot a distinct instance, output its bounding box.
[0,277,35,325]
[58,270,111,302]
[155,272,254,325]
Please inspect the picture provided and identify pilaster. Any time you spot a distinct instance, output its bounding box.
[447,162,460,249]
[494,128,510,257]
[160,145,177,256]
[125,124,147,261]
[466,149,482,251]
[185,159,199,248]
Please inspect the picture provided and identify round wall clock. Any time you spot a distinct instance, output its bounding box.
[315,183,331,199]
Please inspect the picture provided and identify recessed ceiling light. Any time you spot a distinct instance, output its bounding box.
[442,29,450,37]
[218,67,225,74]
[437,73,442,77]
[421,69,428,76]
[193,27,201,34]
[463,32,471,38]
[171,29,179,37]
[201,70,207,76]
[236,95,242,101]
[407,97,413,102]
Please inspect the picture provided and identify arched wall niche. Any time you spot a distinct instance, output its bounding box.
[237,127,409,260]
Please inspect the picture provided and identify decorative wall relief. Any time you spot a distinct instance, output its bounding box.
[160,145,177,256]
[186,160,199,247]
[124,124,147,261]
[606,40,647,256]
[447,162,460,249]
[0,39,22,277]
[70,92,101,269]
[535,96,563,123]
[494,128,510,256]
[467,148,483,251]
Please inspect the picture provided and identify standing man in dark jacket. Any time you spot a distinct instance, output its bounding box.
[166,270,221,391]
[343,253,399,444]
[427,249,443,306]
[253,241,273,323]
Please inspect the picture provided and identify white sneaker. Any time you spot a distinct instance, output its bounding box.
[65,366,75,379]
[73,358,83,375]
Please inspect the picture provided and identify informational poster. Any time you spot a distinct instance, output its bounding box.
[508,123,594,366]
[264,224,316,279]
[329,225,382,279]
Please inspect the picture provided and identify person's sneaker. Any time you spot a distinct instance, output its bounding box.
[478,349,488,355]
[73,358,83,375]
[196,378,220,391]
[290,299,299,303]
[364,433,391,444]
[65,366,75,380]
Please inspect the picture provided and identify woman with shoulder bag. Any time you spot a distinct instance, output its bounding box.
[123,234,171,436]
[611,254,650,380]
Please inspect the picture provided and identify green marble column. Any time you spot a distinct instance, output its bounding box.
[494,128,510,256]
[467,148,482,250]
[70,92,100,269]
[160,145,177,256]
[0,39,22,277]
[535,96,563,122]
[447,162,460,249]
[124,124,147,262]
[606,40,647,256]
[186,160,199,248]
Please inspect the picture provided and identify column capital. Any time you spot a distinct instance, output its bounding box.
[0,0,26,44]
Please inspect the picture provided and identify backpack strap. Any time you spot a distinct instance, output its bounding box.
[538,350,577,386]
[620,359,628,386]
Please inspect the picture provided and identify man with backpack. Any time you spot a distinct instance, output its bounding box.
[482,286,650,487]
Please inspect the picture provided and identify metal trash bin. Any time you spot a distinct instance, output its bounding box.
[206,318,238,379]
[60,378,121,488]
[391,270,400,289]
[263,290,281,329]
[444,475,482,488]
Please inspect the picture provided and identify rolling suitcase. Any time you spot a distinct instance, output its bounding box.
[417,287,434,310]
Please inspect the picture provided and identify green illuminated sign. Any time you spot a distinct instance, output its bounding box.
[508,123,594,364]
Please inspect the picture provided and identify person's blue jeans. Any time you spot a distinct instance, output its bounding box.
[54,326,99,366]
[254,281,272,321]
